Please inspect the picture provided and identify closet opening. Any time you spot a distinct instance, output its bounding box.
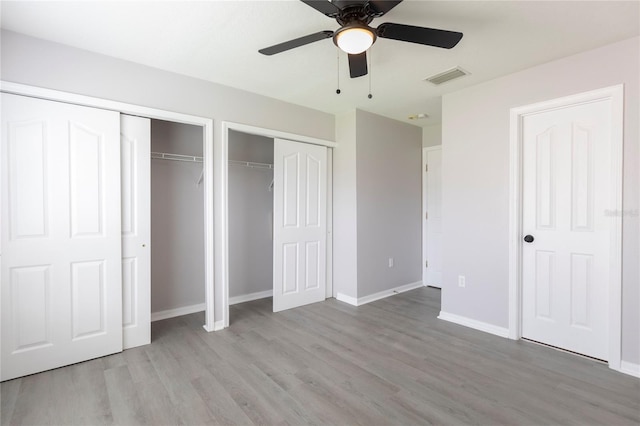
[218,122,336,329]
[228,130,275,323]
[149,119,207,328]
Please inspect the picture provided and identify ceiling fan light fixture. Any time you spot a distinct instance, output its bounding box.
[334,24,376,54]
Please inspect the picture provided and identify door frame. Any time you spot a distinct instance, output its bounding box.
[422,146,441,288]
[507,84,624,371]
[218,121,336,329]
[0,81,216,332]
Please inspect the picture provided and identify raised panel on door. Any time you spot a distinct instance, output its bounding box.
[1,93,122,381]
[8,120,48,240]
[70,122,104,238]
[120,115,151,349]
[283,153,300,228]
[306,156,320,227]
[71,260,106,339]
[521,99,611,361]
[534,250,554,320]
[570,253,593,328]
[273,139,327,312]
[535,127,557,230]
[571,124,594,231]
[10,265,52,352]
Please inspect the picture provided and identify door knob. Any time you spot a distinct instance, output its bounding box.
[523,235,534,243]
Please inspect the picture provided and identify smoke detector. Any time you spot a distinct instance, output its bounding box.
[424,66,469,85]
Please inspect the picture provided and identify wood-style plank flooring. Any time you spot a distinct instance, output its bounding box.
[2,287,639,425]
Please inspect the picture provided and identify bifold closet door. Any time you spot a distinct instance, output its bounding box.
[273,138,327,312]
[120,115,151,349]
[1,93,123,381]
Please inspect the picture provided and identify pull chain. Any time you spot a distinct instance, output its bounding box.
[336,49,341,95]
[368,47,373,99]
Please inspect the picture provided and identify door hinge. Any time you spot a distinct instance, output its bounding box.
[425,164,429,172]
[425,211,428,220]
[425,260,428,268]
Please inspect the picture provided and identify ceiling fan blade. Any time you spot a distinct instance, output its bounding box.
[348,52,368,78]
[377,23,463,49]
[300,0,341,17]
[259,31,334,55]
[366,0,403,17]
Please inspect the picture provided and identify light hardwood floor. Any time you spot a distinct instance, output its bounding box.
[2,287,639,425]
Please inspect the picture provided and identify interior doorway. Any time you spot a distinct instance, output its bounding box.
[217,122,336,329]
[422,146,443,288]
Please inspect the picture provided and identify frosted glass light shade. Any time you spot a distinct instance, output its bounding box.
[335,26,375,54]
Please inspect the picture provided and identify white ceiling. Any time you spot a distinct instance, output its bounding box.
[1,1,638,126]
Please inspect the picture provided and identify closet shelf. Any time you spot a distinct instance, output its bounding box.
[229,160,273,170]
[151,151,203,163]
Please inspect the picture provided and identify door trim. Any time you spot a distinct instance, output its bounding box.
[0,81,216,333]
[218,121,335,329]
[422,146,441,288]
[508,84,624,371]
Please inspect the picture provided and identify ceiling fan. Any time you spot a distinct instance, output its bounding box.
[258,0,463,78]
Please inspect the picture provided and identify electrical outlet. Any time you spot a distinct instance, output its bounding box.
[388,258,394,268]
[458,275,466,288]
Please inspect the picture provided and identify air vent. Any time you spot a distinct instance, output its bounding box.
[424,66,469,85]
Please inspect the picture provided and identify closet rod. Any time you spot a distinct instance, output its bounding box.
[229,160,273,170]
[151,151,203,163]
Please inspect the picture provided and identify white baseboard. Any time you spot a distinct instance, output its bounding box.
[619,360,640,378]
[213,320,225,331]
[151,303,205,322]
[437,311,510,338]
[336,281,425,307]
[336,292,358,306]
[229,289,272,305]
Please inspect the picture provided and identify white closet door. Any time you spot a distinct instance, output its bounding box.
[120,115,150,349]
[1,93,123,381]
[273,139,327,312]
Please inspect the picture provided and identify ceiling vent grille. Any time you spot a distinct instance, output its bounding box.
[424,67,469,85]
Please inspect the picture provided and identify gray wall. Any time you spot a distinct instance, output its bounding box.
[356,110,422,297]
[228,130,274,299]
[1,30,335,323]
[334,110,422,300]
[150,120,204,313]
[441,36,639,364]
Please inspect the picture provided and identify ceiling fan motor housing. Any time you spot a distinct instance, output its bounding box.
[332,2,378,53]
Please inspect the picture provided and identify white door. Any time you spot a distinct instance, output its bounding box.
[273,139,327,312]
[120,115,151,349]
[1,93,123,381]
[424,147,443,288]
[522,99,612,360]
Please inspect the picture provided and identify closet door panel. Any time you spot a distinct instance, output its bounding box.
[69,122,105,237]
[1,93,122,381]
[120,115,151,350]
[273,139,327,312]
[8,119,48,239]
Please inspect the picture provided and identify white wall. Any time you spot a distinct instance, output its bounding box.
[356,110,422,297]
[333,112,358,299]
[150,120,205,313]
[422,124,442,148]
[1,30,335,324]
[228,131,273,299]
[441,37,639,364]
